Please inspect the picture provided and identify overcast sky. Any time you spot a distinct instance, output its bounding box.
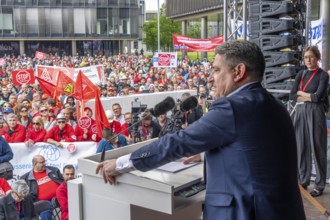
[145,0,165,11]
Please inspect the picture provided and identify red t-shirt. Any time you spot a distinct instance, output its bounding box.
[0,178,11,197]
[33,171,60,201]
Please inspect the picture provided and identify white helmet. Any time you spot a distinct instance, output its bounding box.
[56,113,66,120]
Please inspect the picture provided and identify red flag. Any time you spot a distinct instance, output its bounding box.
[35,51,47,60]
[12,69,35,86]
[36,76,56,97]
[94,94,110,139]
[55,70,75,97]
[0,58,6,66]
[73,70,99,102]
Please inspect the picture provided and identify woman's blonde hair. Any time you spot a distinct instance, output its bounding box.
[32,116,44,129]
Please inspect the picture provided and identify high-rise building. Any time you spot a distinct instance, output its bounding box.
[0,0,141,57]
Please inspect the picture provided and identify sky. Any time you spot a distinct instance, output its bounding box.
[145,0,165,11]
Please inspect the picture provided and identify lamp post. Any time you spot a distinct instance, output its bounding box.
[157,0,160,52]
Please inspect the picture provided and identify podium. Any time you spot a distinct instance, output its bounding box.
[68,140,205,220]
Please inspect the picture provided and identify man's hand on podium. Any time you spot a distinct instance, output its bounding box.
[96,159,121,185]
[183,154,202,165]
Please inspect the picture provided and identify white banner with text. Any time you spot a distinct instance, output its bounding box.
[10,142,98,180]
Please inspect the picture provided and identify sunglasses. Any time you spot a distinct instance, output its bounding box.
[40,109,48,112]
[57,121,66,124]
[32,122,40,125]
[21,110,28,113]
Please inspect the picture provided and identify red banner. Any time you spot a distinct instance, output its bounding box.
[172,34,224,52]
[36,65,104,85]
[12,69,35,86]
[35,51,47,60]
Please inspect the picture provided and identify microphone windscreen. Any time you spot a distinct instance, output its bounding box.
[180,96,198,112]
[153,96,175,117]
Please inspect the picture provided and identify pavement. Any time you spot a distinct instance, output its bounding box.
[303,183,330,220]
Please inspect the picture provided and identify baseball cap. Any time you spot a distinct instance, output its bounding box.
[84,107,93,112]
[3,107,14,114]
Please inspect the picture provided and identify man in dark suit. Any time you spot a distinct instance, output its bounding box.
[96,40,306,220]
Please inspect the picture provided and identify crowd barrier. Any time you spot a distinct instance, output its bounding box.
[9,142,97,179]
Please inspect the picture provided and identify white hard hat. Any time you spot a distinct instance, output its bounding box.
[56,113,66,120]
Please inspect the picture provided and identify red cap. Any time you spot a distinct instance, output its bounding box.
[84,107,93,112]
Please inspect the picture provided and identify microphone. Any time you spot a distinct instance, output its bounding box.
[150,96,176,117]
[180,96,198,112]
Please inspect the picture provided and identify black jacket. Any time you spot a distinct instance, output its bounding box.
[0,193,35,220]
[21,166,64,202]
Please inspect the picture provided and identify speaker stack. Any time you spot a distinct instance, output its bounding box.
[248,0,304,100]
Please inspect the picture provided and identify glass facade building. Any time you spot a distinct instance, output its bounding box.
[0,0,140,56]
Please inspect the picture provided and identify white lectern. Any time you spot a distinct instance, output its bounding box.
[68,139,205,220]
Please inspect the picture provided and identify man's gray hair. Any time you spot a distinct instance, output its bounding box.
[7,113,17,119]
[215,40,265,80]
[32,102,40,110]
[11,180,30,197]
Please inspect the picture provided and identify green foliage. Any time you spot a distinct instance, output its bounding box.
[142,4,181,52]
[187,23,201,39]
[177,51,215,62]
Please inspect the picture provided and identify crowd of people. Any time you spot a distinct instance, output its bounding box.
[0,52,213,219]
[0,53,215,145]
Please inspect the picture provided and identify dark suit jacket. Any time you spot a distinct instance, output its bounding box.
[0,193,35,220]
[130,82,306,220]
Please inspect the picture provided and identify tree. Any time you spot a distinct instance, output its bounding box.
[142,4,181,52]
[188,23,201,39]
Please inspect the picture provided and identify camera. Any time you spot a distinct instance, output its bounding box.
[159,99,184,136]
[130,98,148,143]
[131,98,147,115]
[198,93,213,100]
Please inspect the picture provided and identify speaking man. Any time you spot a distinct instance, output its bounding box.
[96,41,306,220]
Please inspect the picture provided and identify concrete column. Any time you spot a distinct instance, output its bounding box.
[321,0,329,70]
[216,14,220,36]
[72,40,77,56]
[181,20,188,58]
[19,40,25,55]
[119,40,122,54]
[201,16,208,60]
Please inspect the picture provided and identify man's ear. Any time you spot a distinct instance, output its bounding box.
[233,63,247,82]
